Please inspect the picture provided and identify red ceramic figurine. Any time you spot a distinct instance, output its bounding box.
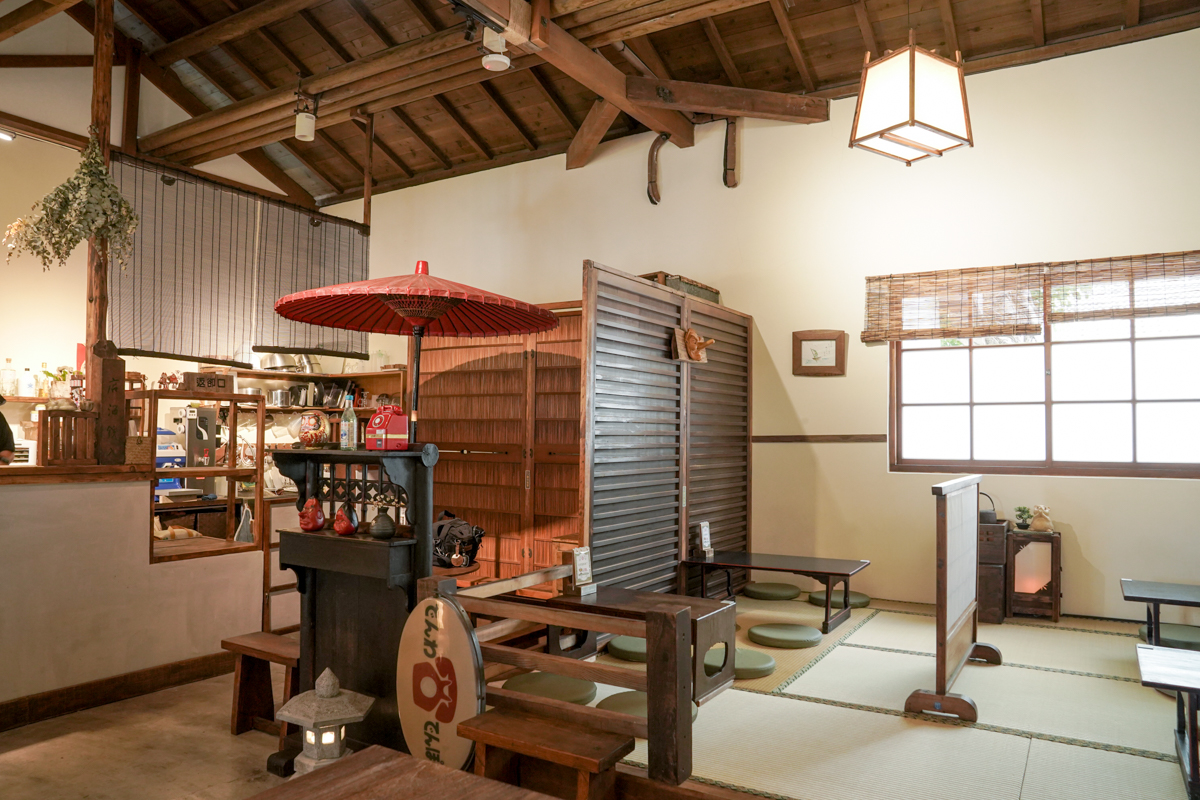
[298,497,326,531]
[333,503,358,536]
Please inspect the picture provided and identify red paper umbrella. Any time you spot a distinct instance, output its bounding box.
[275,260,559,444]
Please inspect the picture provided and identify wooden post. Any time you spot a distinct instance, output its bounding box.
[361,112,374,227]
[645,604,691,785]
[122,40,141,152]
[87,0,125,465]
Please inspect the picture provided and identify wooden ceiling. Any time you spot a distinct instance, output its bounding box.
[12,0,1199,207]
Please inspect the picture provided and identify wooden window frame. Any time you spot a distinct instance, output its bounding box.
[889,297,1200,480]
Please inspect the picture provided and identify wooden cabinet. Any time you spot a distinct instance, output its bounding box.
[1007,530,1062,622]
[977,564,1006,624]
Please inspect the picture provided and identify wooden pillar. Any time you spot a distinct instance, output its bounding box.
[87,0,125,465]
[645,605,691,785]
[361,112,374,228]
[122,40,141,152]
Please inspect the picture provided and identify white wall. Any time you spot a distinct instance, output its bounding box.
[0,481,262,701]
[328,28,1200,622]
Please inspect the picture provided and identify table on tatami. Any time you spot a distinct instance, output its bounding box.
[1136,644,1200,800]
[1121,579,1200,646]
[681,552,870,633]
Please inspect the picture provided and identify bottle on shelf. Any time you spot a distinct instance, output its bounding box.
[18,368,36,398]
[340,397,358,451]
[0,358,16,396]
[36,363,50,398]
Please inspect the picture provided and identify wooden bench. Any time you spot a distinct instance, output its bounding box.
[459,709,635,800]
[221,632,300,751]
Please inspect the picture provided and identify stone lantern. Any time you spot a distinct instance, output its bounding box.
[277,668,374,775]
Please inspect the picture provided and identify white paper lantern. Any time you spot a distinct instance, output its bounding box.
[294,111,316,142]
[849,31,973,166]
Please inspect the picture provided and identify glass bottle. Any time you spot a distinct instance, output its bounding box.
[0,359,16,396]
[36,363,50,398]
[340,398,358,451]
[18,368,36,397]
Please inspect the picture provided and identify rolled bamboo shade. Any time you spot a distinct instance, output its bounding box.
[861,264,1044,343]
[1048,251,1200,324]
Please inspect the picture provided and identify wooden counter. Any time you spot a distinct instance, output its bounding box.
[0,464,152,486]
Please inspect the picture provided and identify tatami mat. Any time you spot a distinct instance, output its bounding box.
[625,689,1031,800]
[1019,738,1187,800]
[846,610,1142,679]
[783,646,1177,755]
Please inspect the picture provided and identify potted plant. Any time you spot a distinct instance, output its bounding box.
[1013,506,1033,530]
[42,366,73,399]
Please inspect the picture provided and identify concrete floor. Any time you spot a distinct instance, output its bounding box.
[0,671,289,800]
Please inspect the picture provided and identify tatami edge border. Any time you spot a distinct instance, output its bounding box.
[872,606,1142,638]
[839,641,1141,683]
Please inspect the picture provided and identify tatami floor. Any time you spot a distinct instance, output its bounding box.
[0,595,1185,800]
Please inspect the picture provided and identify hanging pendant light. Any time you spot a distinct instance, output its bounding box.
[849,30,973,166]
[293,74,319,143]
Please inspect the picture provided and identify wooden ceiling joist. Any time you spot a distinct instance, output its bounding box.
[626,77,828,123]
[150,0,328,66]
[389,106,453,169]
[278,140,345,193]
[433,94,492,159]
[1125,0,1140,28]
[318,127,366,173]
[565,97,619,168]
[766,0,813,92]
[1030,0,1046,46]
[346,0,402,46]
[852,0,878,58]
[0,54,119,67]
[0,0,78,45]
[477,82,537,150]
[528,66,579,134]
[701,17,743,87]
[353,116,413,176]
[622,35,670,78]
[299,9,355,62]
[938,0,960,55]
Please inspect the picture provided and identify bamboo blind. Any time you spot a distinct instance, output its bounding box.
[862,250,1200,342]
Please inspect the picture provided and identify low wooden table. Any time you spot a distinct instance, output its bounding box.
[681,551,870,633]
[1136,644,1200,800]
[247,745,557,800]
[1122,579,1200,646]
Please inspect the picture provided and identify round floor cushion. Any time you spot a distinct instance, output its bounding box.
[703,646,776,680]
[1138,623,1200,651]
[747,623,823,649]
[597,691,698,721]
[607,636,648,663]
[502,672,597,705]
[743,582,801,601]
[807,589,871,609]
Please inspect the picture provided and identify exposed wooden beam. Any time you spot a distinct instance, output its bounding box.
[626,77,828,123]
[1030,0,1045,46]
[701,17,742,87]
[278,140,344,193]
[238,147,325,202]
[0,54,120,68]
[433,95,492,160]
[853,1,878,58]
[765,0,813,93]
[389,107,453,169]
[1125,0,1139,28]
[0,108,88,149]
[346,0,399,46]
[150,0,326,66]
[352,116,413,177]
[299,9,354,62]
[258,27,310,74]
[401,0,442,34]
[938,0,960,55]
[318,128,366,173]
[478,82,537,150]
[530,0,550,47]
[361,113,374,226]
[86,0,115,411]
[528,66,579,134]
[122,42,142,152]
[565,97,619,169]
[0,0,78,45]
[622,35,670,78]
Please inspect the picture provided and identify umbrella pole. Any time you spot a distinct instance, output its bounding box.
[409,325,423,447]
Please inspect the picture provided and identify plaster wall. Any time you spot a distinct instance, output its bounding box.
[0,481,262,702]
[327,28,1200,621]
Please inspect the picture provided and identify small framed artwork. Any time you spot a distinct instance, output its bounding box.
[792,330,848,376]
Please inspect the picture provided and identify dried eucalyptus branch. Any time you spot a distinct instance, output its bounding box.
[3,130,138,271]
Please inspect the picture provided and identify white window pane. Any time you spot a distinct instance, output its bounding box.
[1137,403,1200,463]
[972,332,1043,347]
[973,346,1045,402]
[902,338,967,349]
[1051,342,1132,400]
[1051,319,1130,342]
[902,405,970,460]
[901,350,970,404]
[1135,314,1200,338]
[1052,403,1133,462]
[974,405,1046,461]
[1136,339,1200,399]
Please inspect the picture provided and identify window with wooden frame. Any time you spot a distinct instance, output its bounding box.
[864,252,1200,478]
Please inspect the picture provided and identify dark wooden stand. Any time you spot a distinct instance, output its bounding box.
[1121,579,1200,646]
[1006,530,1061,622]
[977,522,1008,624]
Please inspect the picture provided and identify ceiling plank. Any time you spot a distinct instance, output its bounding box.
[528,66,579,134]
[0,0,78,46]
[565,97,619,169]
[150,0,327,66]
[318,127,367,173]
[0,54,111,67]
[299,9,355,62]
[938,0,960,55]
[345,0,399,46]
[478,82,537,150]
[389,106,453,169]
[433,94,492,160]
[278,140,344,193]
[1125,0,1139,28]
[1030,0,1045,46]
[622,35,670,79]
[701,17,743,87]
[353,116,413,176]
[627,77,828,123]
[765,0,813,92]
[852,0,878,58]
[258,27,310,74]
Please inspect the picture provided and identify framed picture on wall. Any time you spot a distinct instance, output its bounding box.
[792,330,848,376]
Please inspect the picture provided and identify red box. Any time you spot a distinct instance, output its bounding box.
[366,405,409,450]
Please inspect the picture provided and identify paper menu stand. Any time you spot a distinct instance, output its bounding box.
[568,546,597,596]
[691,521,714,559]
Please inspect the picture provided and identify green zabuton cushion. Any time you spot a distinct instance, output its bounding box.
[743,582,801,601]
[607,636,648,663]
[503,672,597,705]
[596,691,698,721]
[703,646,776,680]
[748,623,822,649]
[1138,623,1200,652]
[808,589,871,609]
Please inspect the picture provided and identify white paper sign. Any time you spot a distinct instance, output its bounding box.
[572,546,593,585]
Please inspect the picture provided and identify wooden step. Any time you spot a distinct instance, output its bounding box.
[458,709,634,774]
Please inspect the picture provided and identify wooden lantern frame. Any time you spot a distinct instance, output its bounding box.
[849,30,973,166]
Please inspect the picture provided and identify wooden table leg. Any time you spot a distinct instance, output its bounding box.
[1188,691,1199,794]
[1153,602,1163,646]
[821,577,852,634]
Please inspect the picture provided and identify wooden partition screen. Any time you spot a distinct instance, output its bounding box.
[581,261,753,595]
[416,306,582,586]
[905,475,1002,722]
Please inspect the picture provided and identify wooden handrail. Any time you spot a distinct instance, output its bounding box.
[931,474,983,496]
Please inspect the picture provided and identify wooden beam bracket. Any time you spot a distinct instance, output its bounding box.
[626,77,828,124]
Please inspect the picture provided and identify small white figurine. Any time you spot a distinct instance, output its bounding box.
[1030,505,1053,532]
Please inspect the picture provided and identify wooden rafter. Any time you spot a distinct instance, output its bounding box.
[353,116,413,177]
[433,95,492,160]
[150,0,327,66]
[528,66,579,134]
[1030,0,1046,46]
[345,0,401,47]
[0,0,78,45]
[765,0,813,92]
[318,127,366,173]
[623,35,671,78]
[701,17,743,87]
[1125,0,1140,27]
[299,9,354,62]
[278,140,345,193]
[0,54,117,67]
[478,82,537,150]
[123,43,142,151]
[389,106,453,170]
[853,1,878,58]
[565,98,619,169]
[627,77,828,122]
[939,0,960,55]
[0,108,89,149]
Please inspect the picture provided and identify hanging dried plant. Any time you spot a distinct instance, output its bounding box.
[3,129,138,271]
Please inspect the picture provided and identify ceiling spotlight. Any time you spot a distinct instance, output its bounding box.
[0,131,14,142]
[481,27,510,71]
